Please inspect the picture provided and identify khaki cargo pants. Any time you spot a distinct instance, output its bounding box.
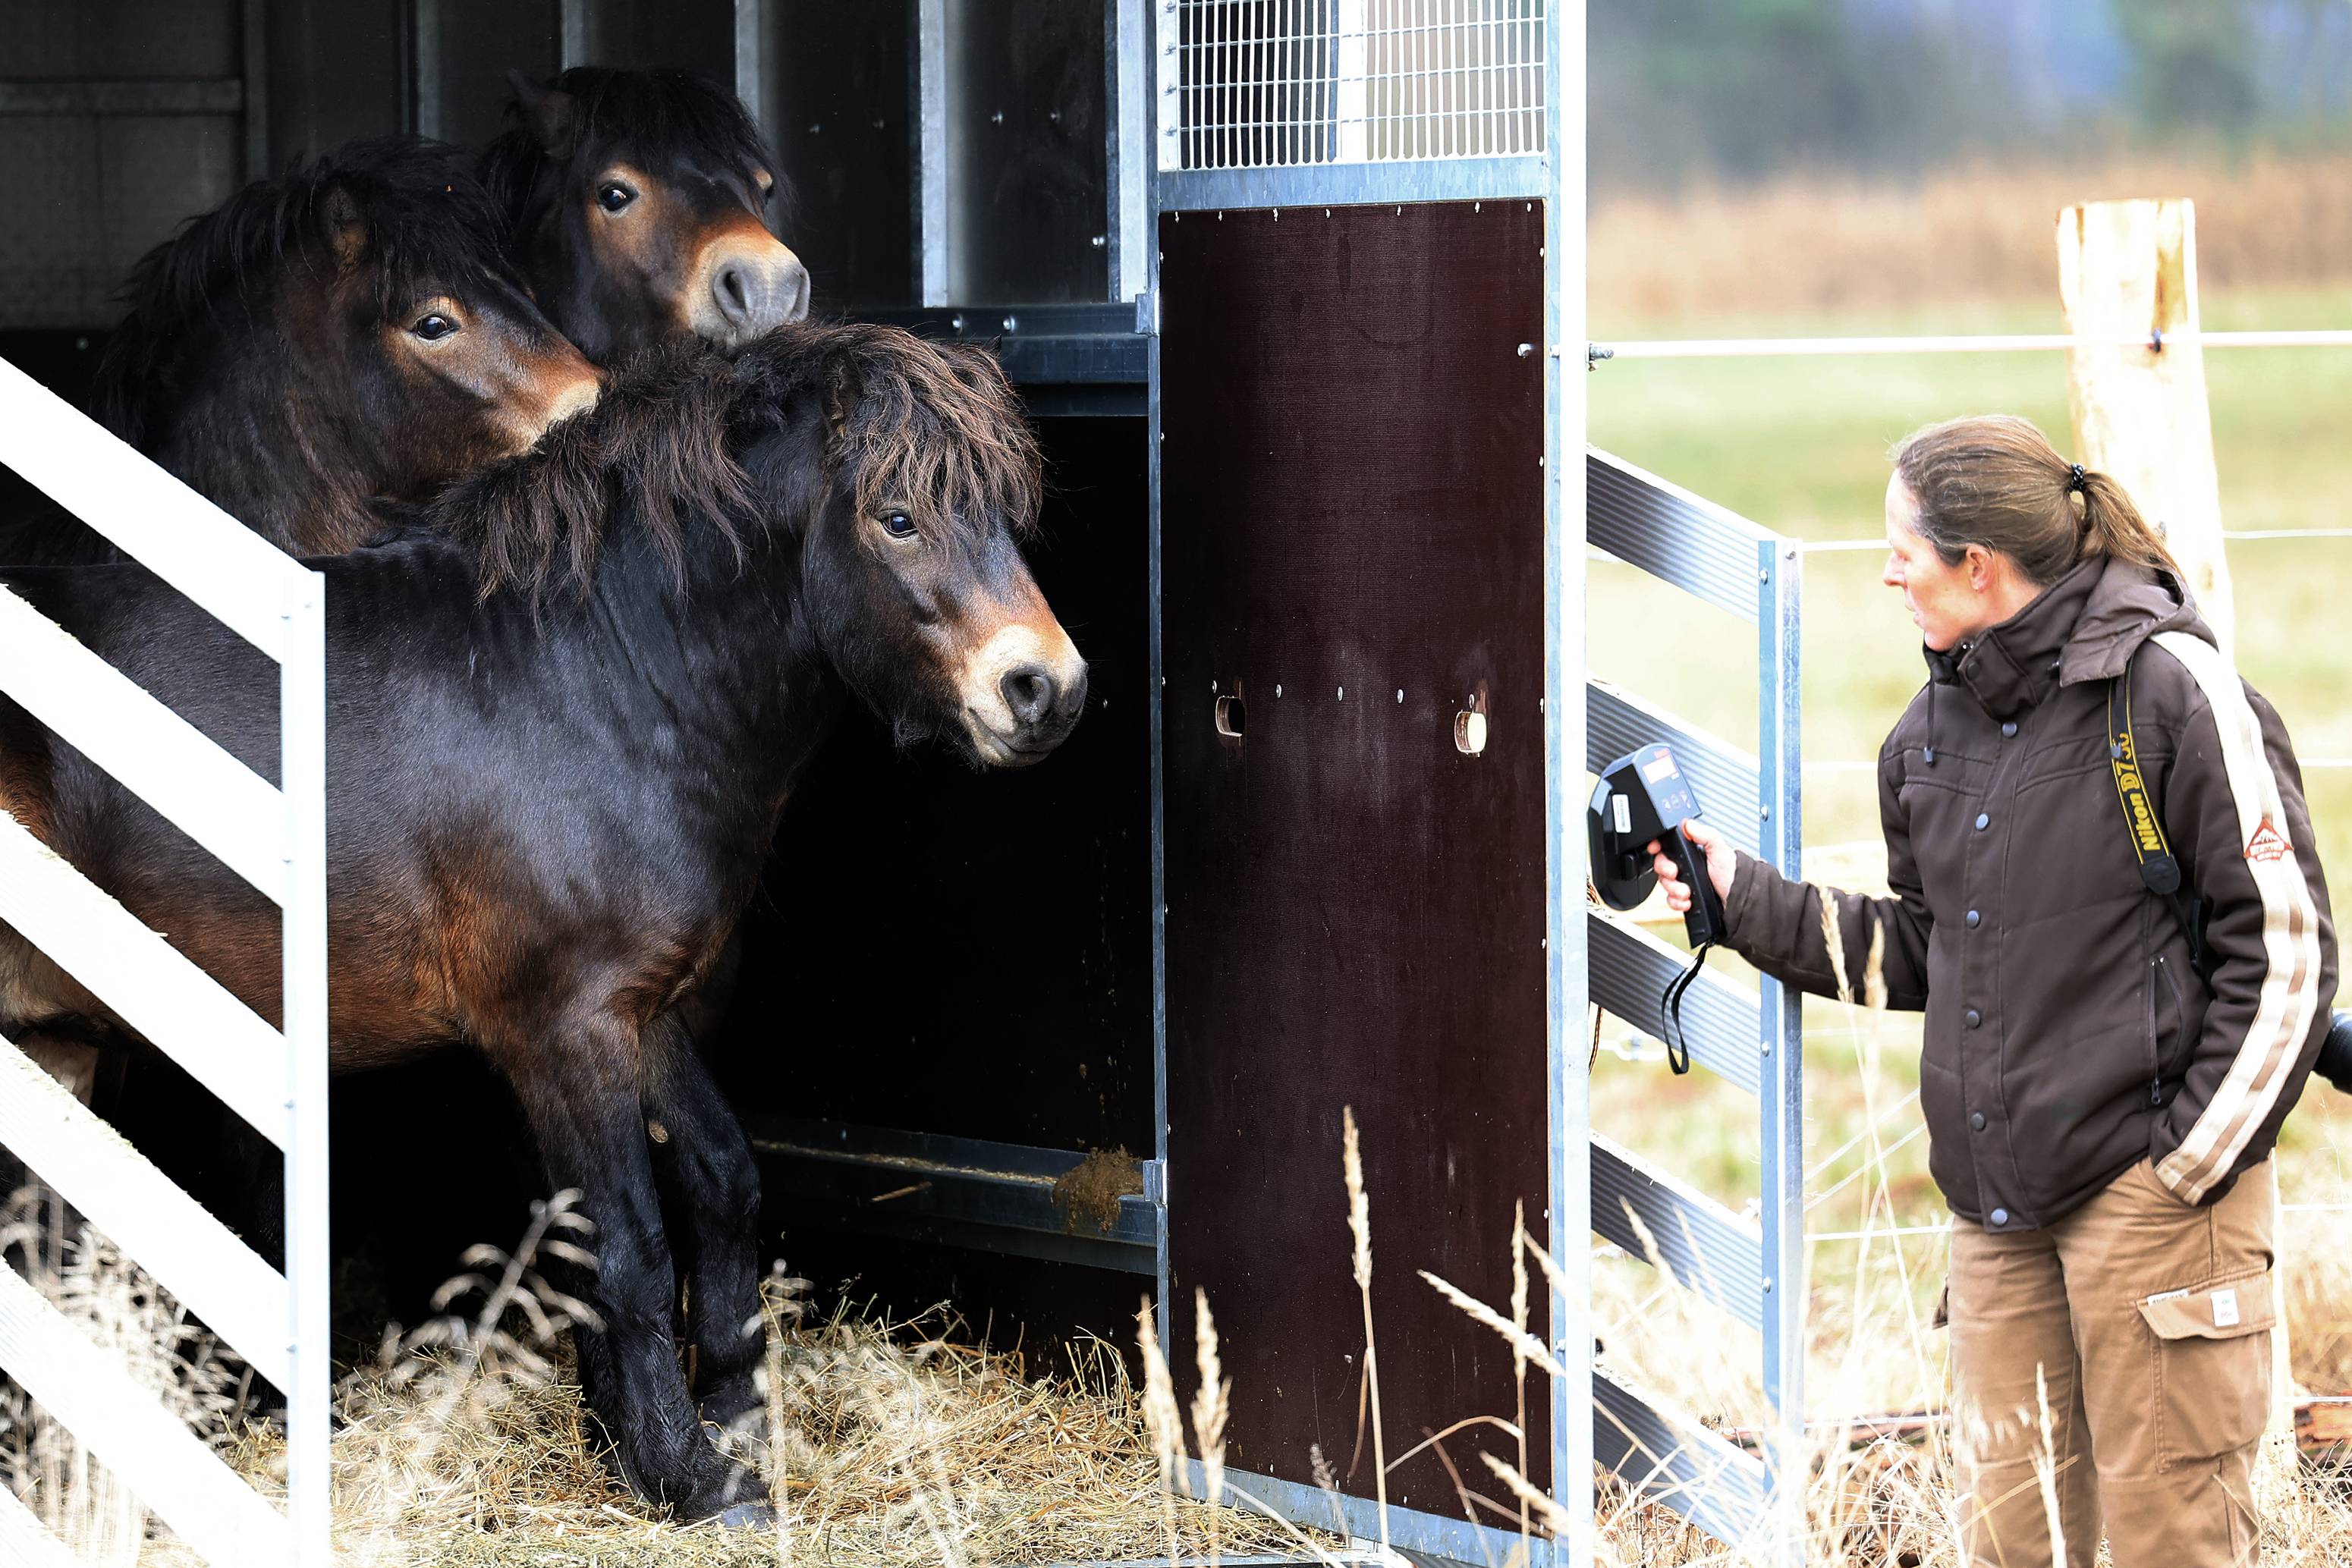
[1947,1156,2276,1568]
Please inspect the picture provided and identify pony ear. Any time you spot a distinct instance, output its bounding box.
[320,184,369,269]
[508,69,579,156]
[819,353,863,447]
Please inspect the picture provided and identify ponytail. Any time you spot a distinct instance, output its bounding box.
[2075,467,2183,581]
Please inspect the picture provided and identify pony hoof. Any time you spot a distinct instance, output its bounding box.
[717,1501,777,1530]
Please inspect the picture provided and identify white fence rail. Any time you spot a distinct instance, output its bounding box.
[0,356,329,1566]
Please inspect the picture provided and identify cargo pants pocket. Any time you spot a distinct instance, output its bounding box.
[2137,1267,2276,1466]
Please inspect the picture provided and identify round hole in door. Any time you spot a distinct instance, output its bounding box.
[1454,709,1487,756]
[1215,694,1247,738]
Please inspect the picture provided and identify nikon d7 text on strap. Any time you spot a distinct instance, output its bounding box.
[2108,655,2215,987]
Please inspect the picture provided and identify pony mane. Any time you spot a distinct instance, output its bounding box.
[422,339,754,608]
[477,68,791,231]
[92,137,519,445]
[737,324,1045,544]
[423,325,1042,608]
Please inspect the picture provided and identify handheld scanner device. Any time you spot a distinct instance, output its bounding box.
[1588,743,1728,947]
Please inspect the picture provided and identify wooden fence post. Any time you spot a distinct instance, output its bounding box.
[2055,198,2234,655]
[2061,201,2300,1437]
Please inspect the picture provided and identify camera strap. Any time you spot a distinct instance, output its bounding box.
[2107,656,2215,987]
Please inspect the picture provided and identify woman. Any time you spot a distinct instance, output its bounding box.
[1653,416,2336,1568]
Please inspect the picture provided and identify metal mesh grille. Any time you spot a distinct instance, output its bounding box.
[1161,0,1545,171]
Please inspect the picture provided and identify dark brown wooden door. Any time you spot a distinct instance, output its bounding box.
[1160,199,1552,1517]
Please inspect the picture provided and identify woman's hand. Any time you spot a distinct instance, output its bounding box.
[1647,819,1737,913]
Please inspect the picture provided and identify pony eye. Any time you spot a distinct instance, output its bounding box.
[880,510,917,539]
[410,313,458,341]
[596,182,635,213]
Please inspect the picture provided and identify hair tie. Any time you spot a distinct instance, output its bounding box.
[2067,463,2087,495]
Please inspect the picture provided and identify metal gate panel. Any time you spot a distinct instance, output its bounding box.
[1159,198,1549,1551]
[1580,449,1806,1557]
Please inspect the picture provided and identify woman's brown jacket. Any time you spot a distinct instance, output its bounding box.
[1725,553,2337,1230]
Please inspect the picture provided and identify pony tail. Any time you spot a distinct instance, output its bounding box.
[2075,468,2184,581]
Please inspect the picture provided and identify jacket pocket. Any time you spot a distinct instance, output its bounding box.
[2138,1267,2276,1465]
[2152,952,2187,1083]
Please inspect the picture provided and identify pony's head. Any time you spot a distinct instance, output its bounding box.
[483,68,810,364]
[738,327,1086,766]
[95,137,599,551]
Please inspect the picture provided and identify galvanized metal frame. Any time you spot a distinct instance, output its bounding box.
[734,0,769,127]
[1156,152,1546,213]
[1189,1457,1545,1567]
[0,361,331,1566]
[558,0,593,71]
[1756,531,1806,1557]
[1542,7,1591,1566]
[912,0,951,306]
[1578,451,1806,1562]
[1141,0,1178,1381]
[1107,0,1152,302]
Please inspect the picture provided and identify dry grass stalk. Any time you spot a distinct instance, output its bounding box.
[1136,1295,1186,1566]
[1308,1442,1351,1539]
[1476,1450,1577,1538]
[1509,1201,1531,1558]
[753,1262,799,1565]
[1340,1105,1390,1553]
[1863,912,1888,1016]
[1189,1288,1230,1568]
[1417,1270,1565,1380]
[2031,1365,2069,1568]
[1517,1219,1572,1305]
[1819,892,1854,1008]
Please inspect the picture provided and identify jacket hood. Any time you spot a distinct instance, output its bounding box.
[1924,552,2213,719]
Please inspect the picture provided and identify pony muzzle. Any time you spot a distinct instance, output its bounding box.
[502,347,603,451]
[694,230,810,344]
[959,623,1088,765]
[544,369,602,427]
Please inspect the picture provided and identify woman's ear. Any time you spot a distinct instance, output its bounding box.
[1965,542,1995,592]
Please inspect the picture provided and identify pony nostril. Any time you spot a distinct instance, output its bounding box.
[1001,665,1055,727]
[715,262,751,324]
[780,260,810,323]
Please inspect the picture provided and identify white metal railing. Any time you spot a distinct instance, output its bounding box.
[1159,0,1545,172]
[0,357,329,1566]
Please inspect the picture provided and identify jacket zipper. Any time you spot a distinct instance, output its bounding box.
[2152,952,2184,1098]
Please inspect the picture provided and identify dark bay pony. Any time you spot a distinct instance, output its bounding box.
[0,325,1085,1522]
[480,68,810,363]
[0,138,601,567]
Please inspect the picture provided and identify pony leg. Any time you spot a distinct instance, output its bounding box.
[640,1010,767,1435]
[505,1023,765,1522]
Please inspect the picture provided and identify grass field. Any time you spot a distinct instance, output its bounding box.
[1581,281,2352,1441]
